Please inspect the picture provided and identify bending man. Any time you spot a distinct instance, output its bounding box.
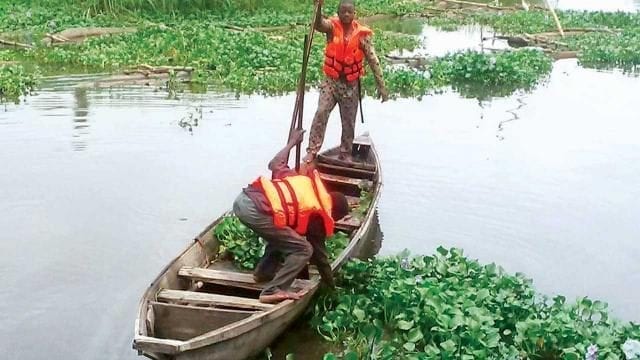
[233,129,350,304]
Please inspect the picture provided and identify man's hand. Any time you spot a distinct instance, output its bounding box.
[380,88,390,103]
[322,276,336,291]
[288,129,305,146]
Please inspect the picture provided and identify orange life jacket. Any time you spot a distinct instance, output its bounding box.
[323,17,373,83]
[252,170,335,236]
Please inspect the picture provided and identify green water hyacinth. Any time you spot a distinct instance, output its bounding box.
[313,247,640,360]
[214,215,265,270]
[0,65,40,104]
[213,215,350,270]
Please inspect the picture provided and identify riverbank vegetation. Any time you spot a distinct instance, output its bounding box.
[312,248,640,360]
[0,64,39,104]
[0,0,638,103]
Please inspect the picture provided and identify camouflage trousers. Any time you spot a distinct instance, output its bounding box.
[307,78,360,156]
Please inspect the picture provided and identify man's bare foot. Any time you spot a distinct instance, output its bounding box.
[253,273,272,283]
[300,154,316,175]
[338,152,352,162]
[259,290,301,304]
[302,153,315,164]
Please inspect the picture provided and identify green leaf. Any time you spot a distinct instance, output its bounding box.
[563,350,580,360]
[403,342,416,351]
[440,339,457,353]
[353,308,366,321]
[407,328,424,343]
[476,289,490,301]
[397,320,414,330]
[343,352,358,360]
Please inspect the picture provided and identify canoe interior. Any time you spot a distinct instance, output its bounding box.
[134,134,380,359]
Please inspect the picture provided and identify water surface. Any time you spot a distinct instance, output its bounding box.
[1,15,640,360]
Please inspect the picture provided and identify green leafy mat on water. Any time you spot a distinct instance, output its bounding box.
[214,215,350,270]
[0,64,39,104]
[2,0,639,104]
[311,248,640,360]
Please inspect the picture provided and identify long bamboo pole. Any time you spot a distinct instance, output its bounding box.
[544,0,565,38]
[286,2,322,170]
[294,34,310,171]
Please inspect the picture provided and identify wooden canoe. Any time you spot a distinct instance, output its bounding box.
[133,134,383,360]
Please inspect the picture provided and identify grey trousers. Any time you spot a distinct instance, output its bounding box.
[232,192,312,295]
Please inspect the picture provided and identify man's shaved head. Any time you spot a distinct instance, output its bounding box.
[337,0,356,24]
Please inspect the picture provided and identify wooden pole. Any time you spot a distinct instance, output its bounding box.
[0,38,33,49]
[544,0,565,38]
[286,1,321,168]
[294,35,310,172]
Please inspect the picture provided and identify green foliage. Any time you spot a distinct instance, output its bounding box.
[4,1,638,100]
[214,215,265,270]
[570,28,640,68]
[213,214,352,270]
[460,10,640,68]
[432,49,553,96]
[312,247,640,359]
[363,49,552,99]
[353,188,373,219]
[474,10,640,35]
[326,231,349,261]
[0,65,40,104]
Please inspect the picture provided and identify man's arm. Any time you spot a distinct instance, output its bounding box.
[314,0,333,34]
[361,35,389,102]
[307,217,335,288]
[268,129,305,173]
[310,238,335,288]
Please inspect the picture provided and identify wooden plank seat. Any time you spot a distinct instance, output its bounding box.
[179,267,262,291]
[335,214,363,231]
[319,172,373,189]
[157,289,274,311]
[316,161,376,180]
[345,195,361,208]
[178,267,312,292]
[317,155,376,172]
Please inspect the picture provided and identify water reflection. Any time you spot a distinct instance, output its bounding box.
[386,24,510,59]
[72,87,89,151]
[497,95,527,140]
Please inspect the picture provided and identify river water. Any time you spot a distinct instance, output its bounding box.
[1,5,639,360]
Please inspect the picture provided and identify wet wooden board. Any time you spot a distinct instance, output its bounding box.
[179,267,262,291]
[345,195,361,208]
[157,289,274,311]
[335,214,363,231]
[150,302,253,341]
[179,267,312,291]
[318,157,376,172]
[316,161,376,180]
[318,172,373,189]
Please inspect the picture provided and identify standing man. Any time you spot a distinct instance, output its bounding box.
[233,129,350,304]
[304,0,389,164]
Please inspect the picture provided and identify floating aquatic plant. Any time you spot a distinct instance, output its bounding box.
[0,64,40,104]
[313,247,640,359]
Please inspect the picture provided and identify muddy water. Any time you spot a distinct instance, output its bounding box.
[2,15,640,360]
